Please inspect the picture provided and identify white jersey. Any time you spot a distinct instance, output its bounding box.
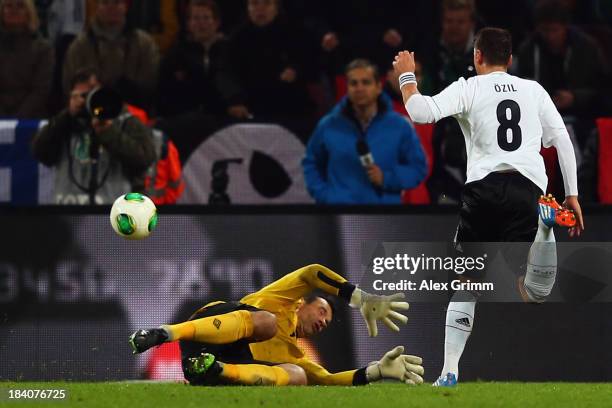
[406,71,577,195]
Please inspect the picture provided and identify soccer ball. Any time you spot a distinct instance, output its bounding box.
[110,193,158,240]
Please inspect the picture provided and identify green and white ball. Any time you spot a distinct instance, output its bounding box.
[110,193,158,240]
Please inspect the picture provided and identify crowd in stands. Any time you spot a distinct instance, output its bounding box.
[1,0,611,204]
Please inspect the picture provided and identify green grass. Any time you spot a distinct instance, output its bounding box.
[1,382,611,408]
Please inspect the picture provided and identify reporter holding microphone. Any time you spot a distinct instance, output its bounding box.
[356,139,383,192]
[303,59,427,204]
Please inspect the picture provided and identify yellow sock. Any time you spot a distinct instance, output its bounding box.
[220,363,290,386]
[162,310,254,344]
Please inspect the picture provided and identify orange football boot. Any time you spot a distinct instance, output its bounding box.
[538,194,576,228]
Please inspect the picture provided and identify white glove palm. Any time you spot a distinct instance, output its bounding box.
[366,346,424,385]
[351,289,410,337]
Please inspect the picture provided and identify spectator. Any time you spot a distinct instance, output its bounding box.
[596,0,612,26]
[474,0,532,47]
[63,0,159,111]
[228,0,316,120]
[178,0,244,35]
[426,117,469,205]
[285,1,438,77]
[31,68,156,205]
[45,0,88,114]
[302,59,427,204]
[516,0,607,145]
[0,0,54,118]
[422,0,478,204]
[46,1,87,45]
[143,128,185,205]
[158,0,248,119]
[126,0,179,54]
[427,0,477,93]
[577,127,599,203]
[557,0,603,25]
[33,0,52,36]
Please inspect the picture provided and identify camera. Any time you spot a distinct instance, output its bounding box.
[85,87,123,120]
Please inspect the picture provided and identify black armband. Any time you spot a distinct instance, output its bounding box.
[352,367,369,385]
[316,271,356,302]
[338,281,356,303]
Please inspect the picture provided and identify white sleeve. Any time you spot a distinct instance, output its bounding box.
[405,78,469,123]
[538,86,579,196]
[552,133,579,196]
[539,85,567,147]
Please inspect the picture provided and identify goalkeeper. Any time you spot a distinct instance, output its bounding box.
[129,264,423,386]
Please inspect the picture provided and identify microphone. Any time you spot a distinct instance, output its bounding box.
[356,139,382,195]
[356,140,374,167]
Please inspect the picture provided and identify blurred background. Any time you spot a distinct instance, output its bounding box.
[1,0,612,384]
[2,0,612,206]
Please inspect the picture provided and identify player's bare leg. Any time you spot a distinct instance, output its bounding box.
[129,310,276,354]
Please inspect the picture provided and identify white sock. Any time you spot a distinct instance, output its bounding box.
[524,218,557,302]
[441,290,477,380]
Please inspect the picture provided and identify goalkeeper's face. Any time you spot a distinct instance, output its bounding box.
[296,297,333,338]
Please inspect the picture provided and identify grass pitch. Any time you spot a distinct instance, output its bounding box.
[1,382,611,408]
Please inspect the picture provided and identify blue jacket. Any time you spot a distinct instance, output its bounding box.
[303,95,427,204]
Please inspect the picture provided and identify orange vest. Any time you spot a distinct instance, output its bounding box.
[127,105,185,204]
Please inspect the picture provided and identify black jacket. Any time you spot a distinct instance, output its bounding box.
[516,27,608,116]
[228,16,315,117]
[158,36,243,117]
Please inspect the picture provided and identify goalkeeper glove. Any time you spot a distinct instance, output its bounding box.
[350,288,409,337]
[365,346,424,385]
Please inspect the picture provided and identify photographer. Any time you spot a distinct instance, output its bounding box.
[31,68,156,205]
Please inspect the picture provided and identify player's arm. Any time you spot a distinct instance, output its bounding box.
[393,51,420,106]
[297,346,424,386]
[250,264,410,337]
[392,50,467,123]
[247,264,352,300]
[538,87,584,236]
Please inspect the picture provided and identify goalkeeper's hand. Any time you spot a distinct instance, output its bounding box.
[350,288,409,337]
[366,346,424,385]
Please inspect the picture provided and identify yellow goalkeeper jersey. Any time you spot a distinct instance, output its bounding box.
[239,264,363,385]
